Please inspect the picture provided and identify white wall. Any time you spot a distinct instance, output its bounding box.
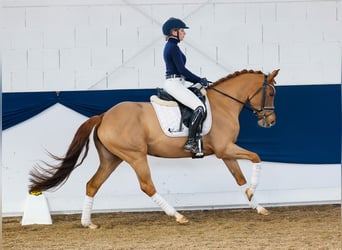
[2,104,340,216]
[2,0,342,92]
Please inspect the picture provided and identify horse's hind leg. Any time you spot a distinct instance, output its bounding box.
[130,156,189,224]
[81,133,123,229]
[223,159,269,215]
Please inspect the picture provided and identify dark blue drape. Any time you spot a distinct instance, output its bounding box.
[3,92,58,130]
[3,89,157,129]
[59,89,157,117]
[2,85,341,164]
[237,84,341,164]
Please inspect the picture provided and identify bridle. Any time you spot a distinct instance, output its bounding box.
[209,74,276,119]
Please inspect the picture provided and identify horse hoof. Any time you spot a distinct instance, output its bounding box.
[176,216,189,224]
[89,223,99,229]
[257,207,269,216]
[83,223,99,229]
[245,188,254,201]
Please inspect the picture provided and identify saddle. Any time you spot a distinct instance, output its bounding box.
[156,86,207,128]
[150,85,212,141]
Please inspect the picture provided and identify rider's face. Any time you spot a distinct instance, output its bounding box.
[171,28,186,41]
[177,28,186,41]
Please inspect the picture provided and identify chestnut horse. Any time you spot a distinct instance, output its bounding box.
[29,69,279,229]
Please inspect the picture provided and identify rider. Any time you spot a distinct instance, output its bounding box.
[162,17,210,155]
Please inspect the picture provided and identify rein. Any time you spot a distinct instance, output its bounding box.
[209,74,274,115]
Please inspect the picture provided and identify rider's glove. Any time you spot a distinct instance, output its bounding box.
[200,78,210,88]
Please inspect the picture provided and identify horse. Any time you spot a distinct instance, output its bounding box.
[29,69,279,229]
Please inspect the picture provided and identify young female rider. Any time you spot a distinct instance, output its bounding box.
[162,17,210,154]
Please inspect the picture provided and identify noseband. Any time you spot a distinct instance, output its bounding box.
[210,74,275,118]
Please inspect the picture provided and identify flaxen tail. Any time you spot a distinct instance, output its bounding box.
[29,114,103,193]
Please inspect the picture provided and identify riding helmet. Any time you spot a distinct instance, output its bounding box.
[162,17,189,36]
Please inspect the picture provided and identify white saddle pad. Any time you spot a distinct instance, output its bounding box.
[150,95,212,137]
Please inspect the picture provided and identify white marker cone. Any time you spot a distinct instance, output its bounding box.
[21,192,52,225]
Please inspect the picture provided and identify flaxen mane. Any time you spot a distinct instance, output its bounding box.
[211,69,263,87]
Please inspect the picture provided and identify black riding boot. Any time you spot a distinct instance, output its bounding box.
[184,106,205,153]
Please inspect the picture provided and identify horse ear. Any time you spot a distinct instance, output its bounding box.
[268,69,280,83]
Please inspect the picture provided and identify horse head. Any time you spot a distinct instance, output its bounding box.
[248,69,279,128]
[209,69,279,128]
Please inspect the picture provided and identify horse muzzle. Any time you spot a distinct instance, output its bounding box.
[257,112,276,128]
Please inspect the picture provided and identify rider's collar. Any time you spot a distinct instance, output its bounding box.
[167,36,180,43]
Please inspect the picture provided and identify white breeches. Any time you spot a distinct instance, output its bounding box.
[164,78,206,112]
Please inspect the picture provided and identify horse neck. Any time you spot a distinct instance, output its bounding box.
[208,73,263,115]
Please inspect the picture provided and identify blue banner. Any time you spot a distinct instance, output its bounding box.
[3,85,341,164]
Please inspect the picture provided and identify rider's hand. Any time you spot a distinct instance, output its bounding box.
[200,78,210,88]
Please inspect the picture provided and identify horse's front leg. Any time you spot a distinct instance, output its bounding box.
[244,162,269,215]
[219,144,269,215]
